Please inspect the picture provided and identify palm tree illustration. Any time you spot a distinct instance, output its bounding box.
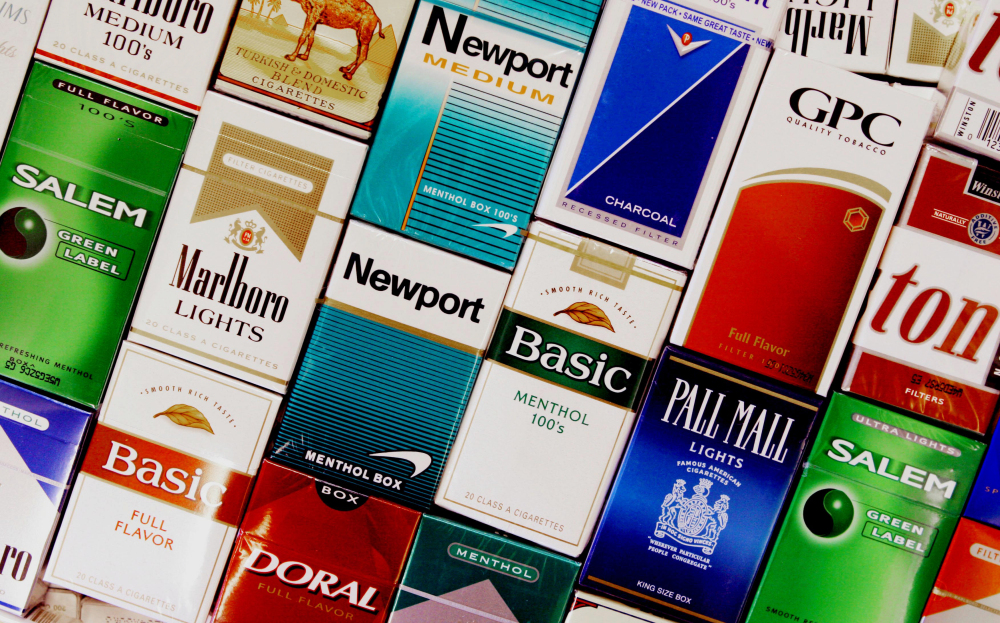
[266,0,281,18]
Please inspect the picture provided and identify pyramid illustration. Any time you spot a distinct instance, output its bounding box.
[392,580,519,623]
[363,24,397,67]
[271,13,287,28]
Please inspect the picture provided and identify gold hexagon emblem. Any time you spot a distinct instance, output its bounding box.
[844,207,869,232]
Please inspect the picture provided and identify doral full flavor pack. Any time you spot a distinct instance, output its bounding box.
[566,592,679,623]
[670,50,933,396]
[0,0,49,139]
[216,0,417,139]
[581,348,822,623]
[746,393,985,623]
[44,341,280,623]
[349,0,599,270]
[843,144,1000,435]
[775,0,893,73]
[922,517,1000,622]
[888,0,975,82]
[0,62,192,408]
[213,460,421,623]
[535,0,781,268]
[436,221,686,556]
[272,220,510,509]
[0,380,89,616]
[387,515,578,623]
[130,92,366,394]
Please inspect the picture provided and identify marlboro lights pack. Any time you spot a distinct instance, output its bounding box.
[843,144,1000,435]
[349,0,599,270]
[566,592,679,623]
[0,62,192,408]
[0,380,90,616]
[387,515,578,623]
[435,221,686,556]
[215,0,417,139]
[271,220,510,509]
[776,0,894,73]
[745,393,984,623]
[670,50,934,396]
[888,0,976,82]
[535,0,782,268]
[581,348,821,623]
[0,0,50,139]
[213,460,420,623]
[922,517,1000,622]
[43,341,281,623]
[130,92,367,394]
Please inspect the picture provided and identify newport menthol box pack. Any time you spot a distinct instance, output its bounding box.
[922,517,1000,622]
[130,92,366,394]
[436,221,686,556]
[776,0,894,73]
[535,0,781,268]
[0,0,50,140]
[271,220,510,509]
[350,0,599,270]
[888,0,975,82]
[566,592,679,623]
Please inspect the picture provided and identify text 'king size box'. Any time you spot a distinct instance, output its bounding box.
[436,221,686,556]
[922,517,1000,622]
[130,91,367,394]
[746,393,985,623]
[776,0,893,73]
[671,50,934,396]
[44,341,281,623]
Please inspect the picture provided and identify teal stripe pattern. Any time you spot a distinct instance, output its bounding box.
[273,305,482,510]
[476,0,602,50]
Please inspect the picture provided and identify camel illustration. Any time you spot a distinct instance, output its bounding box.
[283,0,384,80]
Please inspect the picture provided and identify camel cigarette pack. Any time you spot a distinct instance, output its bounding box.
[581,348,821,623]
[213,460,421,623]
[964,420,1000,529]
[349,0,598,270]
[435,221,687,556]
[130,92,366,394]
[566,592,679,623]
[922,518,1000,622]
[215,0,417,139]
[670,50,933,396]
[843,145,1000,435]
[43,342,281,623]
[888,0,975,82]
[775,0,893,73]
[0,0,50,140]
[387,515,578,623]
[746,393,985,623]
[535,0,781,268]
[0,379,89,616]
[271,220,509,509]
[0,62,192,408]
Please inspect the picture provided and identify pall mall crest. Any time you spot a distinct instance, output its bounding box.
[656,478,730,555]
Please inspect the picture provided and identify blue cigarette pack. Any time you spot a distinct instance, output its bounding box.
[964,423,1000,530]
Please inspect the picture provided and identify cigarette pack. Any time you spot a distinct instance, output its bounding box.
[387,515,578,623]
[44,342,281,623]
[888,0,975,82]
[215,0,417,139]
[964,419,1000,529]
[271,220,509,509]
[0,62,191,408]
[922,517,1000,622]
[893,84,947,136]
[775,0,893,73]
[130,92,367,394]
[670,50,934,396]
[0,380,90,616]
[565,592,678,623]
[745,393,985,623]
[0,0,49,139]
[581,348,821,623]
[535,0,782,268]
[42,588,81,619]
[349,0,599,270]
[79,598,161,623]
[843,145,1000,434]
[213,460,420,623]
[435,221,686,556]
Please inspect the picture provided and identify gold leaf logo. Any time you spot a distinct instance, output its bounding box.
[153,404,215,434]
[554,302,615,332]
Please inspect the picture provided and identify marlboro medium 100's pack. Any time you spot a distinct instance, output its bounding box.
[436,221,686,556]
[349,0,599,270]
[535,0,782,268]
[922,517,1000,622]
[843,145,1000,435]
[130,92,366,394]
[776,0,894,73]
[581,348,821,623]
[671,50,934,396]
[271,221,510,509]
[44,342,281,623]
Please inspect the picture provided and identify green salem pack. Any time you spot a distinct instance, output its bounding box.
[747,393,985,623]
[0,62,193,408]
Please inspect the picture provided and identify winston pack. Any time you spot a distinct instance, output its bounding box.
[350,0,599,270]
[922,518,1000,622]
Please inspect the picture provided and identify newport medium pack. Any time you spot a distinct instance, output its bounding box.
[0,62,192,408]
[388,515,578,623]
[566,592,678,623]
[130,92,367,394]
[581,348,821,623]
[271,220,510,509]
[922,518,1000,622]
[0,380,89,616]
[746,393,985,623]
[776,0,894,73]
[888,0,975,82]
[0,0,49,139]
[843,145,1000,435]
[535,0,782,268]
[671,50,934,396]
[350,0,598,270]
[44,341,281,623]
[436,221,686,556]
